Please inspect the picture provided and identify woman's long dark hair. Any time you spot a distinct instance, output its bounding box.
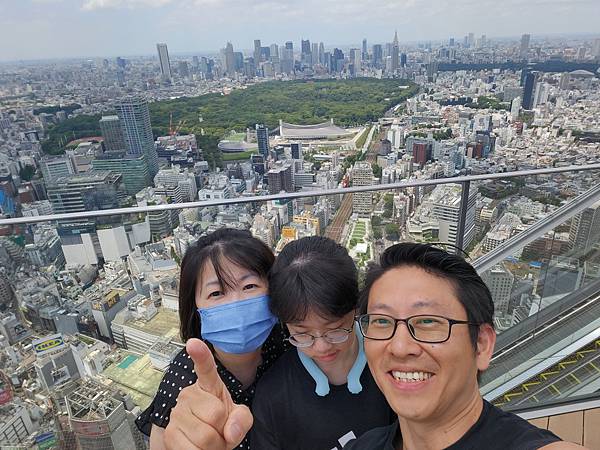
[179,228,274,341]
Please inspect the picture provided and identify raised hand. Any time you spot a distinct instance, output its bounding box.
[163,339,254,450]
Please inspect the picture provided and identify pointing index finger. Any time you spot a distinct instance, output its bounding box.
[186,338,233,406]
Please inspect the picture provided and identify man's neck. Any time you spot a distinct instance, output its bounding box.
[397,394,484,450]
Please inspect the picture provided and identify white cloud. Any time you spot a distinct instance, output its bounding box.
[81,0,173,11]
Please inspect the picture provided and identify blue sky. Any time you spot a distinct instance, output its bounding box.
[1,0,599,61]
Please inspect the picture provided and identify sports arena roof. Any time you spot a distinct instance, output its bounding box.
[279,119,353,140]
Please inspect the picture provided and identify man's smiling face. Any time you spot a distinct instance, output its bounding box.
[364,265,494,424]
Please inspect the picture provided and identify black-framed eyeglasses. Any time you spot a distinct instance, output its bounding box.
[356,313,480,344]
[286,327,354,348]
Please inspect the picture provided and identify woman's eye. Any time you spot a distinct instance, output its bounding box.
[208,291,223,298]
[243,283,258,290]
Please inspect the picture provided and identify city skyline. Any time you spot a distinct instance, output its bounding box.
[1,0,600,61]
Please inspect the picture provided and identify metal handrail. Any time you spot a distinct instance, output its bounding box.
[2,163,600,226]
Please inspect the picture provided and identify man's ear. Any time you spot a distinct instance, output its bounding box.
[475,324,496,372]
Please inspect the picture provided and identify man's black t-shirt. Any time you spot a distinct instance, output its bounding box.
[250,348,395,450]
[344,400,561,450]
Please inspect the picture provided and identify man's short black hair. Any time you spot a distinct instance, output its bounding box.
[359,242,494,347]
[269,236,358,323]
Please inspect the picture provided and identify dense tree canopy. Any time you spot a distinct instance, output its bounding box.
[43,78,418,158]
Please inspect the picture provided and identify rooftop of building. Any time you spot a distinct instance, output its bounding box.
[279,120,353,138]
[118,307,181,342]
[101,352,164,410]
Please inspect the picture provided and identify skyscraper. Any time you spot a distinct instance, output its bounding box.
[372,44,383,68]
[391,31,400,73]
[156,43,172,81]
[254,39,261,65]
[522,71,538,110]
[224,42,236,75]
[301,39,311,65]
[256,124,269,159]
[115,95,159,178]
[362,38,368,61]
[520,34,531,60]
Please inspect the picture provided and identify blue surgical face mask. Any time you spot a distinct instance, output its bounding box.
[198,294,278,354]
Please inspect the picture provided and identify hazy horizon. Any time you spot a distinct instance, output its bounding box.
[1,0,599,62]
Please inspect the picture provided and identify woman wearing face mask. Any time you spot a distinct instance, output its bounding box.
[136,228,288,450]
[250,236,394,450]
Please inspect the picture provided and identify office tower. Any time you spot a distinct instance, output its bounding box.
[533,82,549,108]
[115,95,159,177]
[468,32,475,48]
[301,39,311,54]
[100,115,126,152]
[290,142,303,160]
[318,42,325,64]
[267,163,293,194]
[520,34,531,60]
[91,153,150,195]
[352,161,374,217]
[285,41,293,51]
[431,184,477,250]
[593,39,600,58]
[400,53,408,68]
[569,201,600,254]
[351,48,362,74]
[270,44,279,63]
[372,44,383,67]
[40,156,75,184]
[156,43,172,81]
[301,39,311,65]
[391,31,399,72]
[234,52,244,71]
[178,61,190,78]
[362,38,368,61]
[311,43,319,65]
[46,171,123,215]
[511,97,521,120]
[254,39,261,65]
[522,71,537,110]
[224,42,236,75]
[256,124,269,159]
[449,37,455,47]
[332,48,344,72]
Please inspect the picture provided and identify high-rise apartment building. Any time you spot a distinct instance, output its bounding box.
[481,264,515,315]
[520,34,531,60]
[253,39,261,65]
[100,115,126,152]
[352,162,374,217]
[256,124,269,159]
[156,43,172,81]
[115,95,159,178]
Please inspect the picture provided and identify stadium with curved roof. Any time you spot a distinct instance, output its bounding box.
[279,119,353,140]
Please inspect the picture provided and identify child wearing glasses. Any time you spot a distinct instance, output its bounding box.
[249,236,394,450]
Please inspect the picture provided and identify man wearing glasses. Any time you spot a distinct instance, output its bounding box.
[346,243,584,450]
